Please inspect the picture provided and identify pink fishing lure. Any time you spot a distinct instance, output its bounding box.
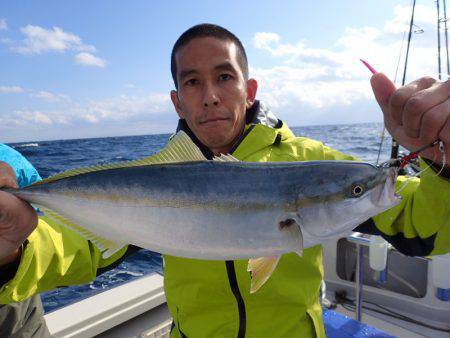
[360,59,378,74]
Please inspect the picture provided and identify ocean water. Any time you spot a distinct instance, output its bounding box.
[9,122,394,313]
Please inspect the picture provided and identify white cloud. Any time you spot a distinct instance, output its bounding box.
[86,93,171,122]
[11,25,108,68]
[251,30,375,113]
[33,91,58,101]
[252,66,372,110]
[12,25,96,55]
[253,32,280,49]
[15,110,53,124]
[253,32,306,58]
[250,2,440,126]
[253,31,337,65]
[0,37,13,44]
[384,4,435,34]
[2,92,172,131]
[10,108,72,126]
[74,52,107,68]
[0,86,24,93]
[32,90,69,102]
[0,19,7,31]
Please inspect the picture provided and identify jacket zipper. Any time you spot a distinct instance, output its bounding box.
[225,261,246,338]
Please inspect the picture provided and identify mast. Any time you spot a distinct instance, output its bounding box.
[443,0,450,78]
[391,0,417,160]
[437,0,442,80]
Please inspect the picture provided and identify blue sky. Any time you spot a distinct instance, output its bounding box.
[0,0,443,142]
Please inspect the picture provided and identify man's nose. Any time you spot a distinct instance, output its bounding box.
[202,83,220,107]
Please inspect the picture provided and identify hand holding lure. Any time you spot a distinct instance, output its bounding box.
[360,59,445,172]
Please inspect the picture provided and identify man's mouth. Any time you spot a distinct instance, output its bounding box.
[200,117,229,125]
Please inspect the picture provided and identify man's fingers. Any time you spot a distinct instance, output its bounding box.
[438,115,450,145]
[370,73,398,137]
[0,176,18,189]
[419,102,450,144]
[0,191,37,261]
[389,77,437,129]
[403,80,449,138]
[418,110,450,164]
[389,87,417,127]
[0,161,18,189]
[370,73,397,114]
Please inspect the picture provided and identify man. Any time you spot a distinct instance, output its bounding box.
[0,24,449,337]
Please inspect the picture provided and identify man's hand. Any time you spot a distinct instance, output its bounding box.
[0,161,18,189]
[0,161,38,266]
[371,73,450,166]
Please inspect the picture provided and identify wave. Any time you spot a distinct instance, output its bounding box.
[15,143,39,148]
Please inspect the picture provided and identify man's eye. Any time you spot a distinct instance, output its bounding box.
[185,79,198,86]
[219,74,232,81]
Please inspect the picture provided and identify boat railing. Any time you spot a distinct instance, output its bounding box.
[346,232,437,322]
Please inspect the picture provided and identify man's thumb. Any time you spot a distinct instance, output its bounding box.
[370,73,396,113]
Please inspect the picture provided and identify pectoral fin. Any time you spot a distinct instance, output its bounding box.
[247,255,281,293]
[40,206,125,259]
[279,216,303,257]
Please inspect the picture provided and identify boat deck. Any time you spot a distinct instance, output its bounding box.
[44,273,434,338]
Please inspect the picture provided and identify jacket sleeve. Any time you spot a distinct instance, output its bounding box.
[0,215,131,303]
[318,142,450,257]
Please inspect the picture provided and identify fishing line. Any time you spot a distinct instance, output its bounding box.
[375,15,409,166]
[395,162,431,194]
[436,140,446,176]
[375,128,386,166]
[395,141,446,194]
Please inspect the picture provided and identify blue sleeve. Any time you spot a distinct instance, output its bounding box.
[0,144,42,188]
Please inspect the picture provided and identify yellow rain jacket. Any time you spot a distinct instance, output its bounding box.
[1,102,449,338]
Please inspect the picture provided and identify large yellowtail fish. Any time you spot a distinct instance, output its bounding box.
[6,132,400,292]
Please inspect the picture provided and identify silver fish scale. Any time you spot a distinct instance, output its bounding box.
[10,160,396,260]
[25,161,384,207]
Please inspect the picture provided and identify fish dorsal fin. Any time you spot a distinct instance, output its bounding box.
[152,131,207,163]
[247,255,281,293]
[31,131,206,186]
[40,206,125,258]
[213,154,239,162]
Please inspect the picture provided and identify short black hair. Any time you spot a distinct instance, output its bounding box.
[171,23,248,89]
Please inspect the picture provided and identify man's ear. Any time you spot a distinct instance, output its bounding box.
[170,90,184,119]
[246,79,258,109]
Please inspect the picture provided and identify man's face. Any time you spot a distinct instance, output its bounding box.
[171,37,257,154]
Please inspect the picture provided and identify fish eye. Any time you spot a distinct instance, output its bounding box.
[351,184,364,197]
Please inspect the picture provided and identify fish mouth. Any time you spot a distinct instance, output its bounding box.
[372,167,401,208]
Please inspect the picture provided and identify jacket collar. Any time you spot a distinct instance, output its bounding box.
[175,100,295,160]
